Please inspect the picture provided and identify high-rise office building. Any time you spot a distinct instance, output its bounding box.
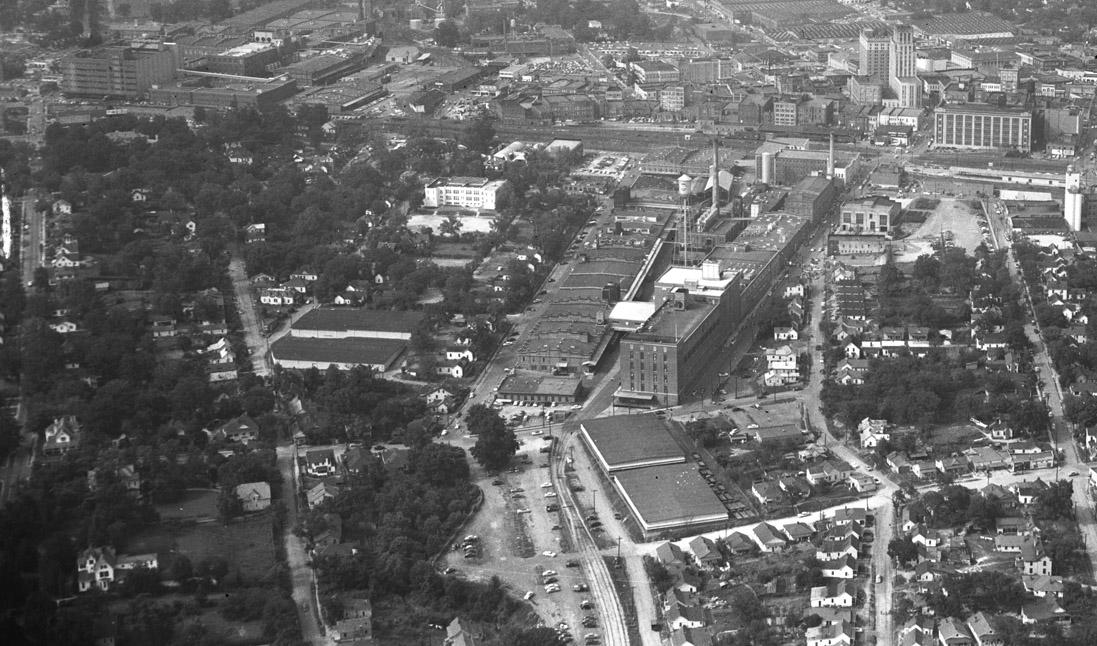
[858,28,890,83]
[889,25,920,108]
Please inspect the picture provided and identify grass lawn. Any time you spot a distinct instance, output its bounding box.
[127,514,277,583]
[155,489,219,521]
[179,608,265,645]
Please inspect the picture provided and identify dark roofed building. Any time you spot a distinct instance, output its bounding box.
[580,414,686,472]
[271,336,406,371]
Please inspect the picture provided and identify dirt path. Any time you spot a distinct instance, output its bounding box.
[276,445,330,646]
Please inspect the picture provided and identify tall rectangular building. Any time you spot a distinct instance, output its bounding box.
[60,45,177,98]
[616,261,742,407]
[888,25,920,108]
[859,28,890,83]
[932,105,1032,152]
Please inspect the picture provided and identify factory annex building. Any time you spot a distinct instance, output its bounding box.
[579,415,727,538]
[270,308,423,371]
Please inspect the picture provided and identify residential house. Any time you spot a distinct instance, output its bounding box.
[937,617,974,646]
[1020,597,1070,625]
[751,522,788,552]
[817,536,860,561]
[897,616,934,646]
[305,448,337,477]
[993,534,1029,553]
[935,456,968,476]
[887,451,912,474]
[763,345,799,386]
[911,525,940,548]
[215,415,260,444]
[774,327,799,341]
[805,619,852,646]
[859,418,891,449]
[831,507,868,526]
[821,555,856,579]
[752,481,784,506]
[333,616,372,643]
[810,580,854,608]
[43,416,81,456]
[988,419,1014,441]
[76,546,159,593]
[724,531,756,554]
[1019,540,1052,576]
[446,617,480,646]
[782,521,815,543]
[1022,574,1064,598]
[1013,479,1049,505]
[994,516,1027,535]
[778,475,812,499]
[665,601,710,630]
[670,626,712,646]
[688,536,723,569]
[307,481,337,509]
[806,459,854,486]
[235,481,272,512]
[849,472,877,492]
[655,541,688,571]
[835,358,870,385]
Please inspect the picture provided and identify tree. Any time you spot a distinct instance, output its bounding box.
[468,405,517,471]
[410,442,470,487]
[434,20,460,47]
[1034,481,1075,522]
[888,536,918,566]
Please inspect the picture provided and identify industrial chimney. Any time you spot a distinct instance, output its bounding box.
[827,133,834,179]
[711,136,720,215]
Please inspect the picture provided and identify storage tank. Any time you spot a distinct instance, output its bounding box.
[677,173,693,197]
[760,152,775,184]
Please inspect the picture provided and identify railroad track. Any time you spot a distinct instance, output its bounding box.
[552,430,630,646]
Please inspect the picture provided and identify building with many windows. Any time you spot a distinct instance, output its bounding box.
[61,45,177,98]
[615,261,742,407]
[838,196,899,235]
[423,177,511,210]
[889,25,920,108]
[859,27,890,82]
[932,104,1033,152]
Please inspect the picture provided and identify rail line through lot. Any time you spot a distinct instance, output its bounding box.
[551,432,631,646]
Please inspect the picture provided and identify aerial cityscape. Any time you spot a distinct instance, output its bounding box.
[2,0,1097,644]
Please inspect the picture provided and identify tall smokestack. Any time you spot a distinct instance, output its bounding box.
[827,133,834,179]
[711,136,719,216]
[358,0,365,21]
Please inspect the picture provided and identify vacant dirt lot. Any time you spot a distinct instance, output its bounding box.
[894,197,985,261]
[442,433,598,639]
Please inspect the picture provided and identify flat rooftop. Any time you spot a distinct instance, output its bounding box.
[499,371,581,397]
[614,463,727,529]
[271,336,406,366]
[293,308,424,333]
[631,298,716,343]
[581,415,685,471]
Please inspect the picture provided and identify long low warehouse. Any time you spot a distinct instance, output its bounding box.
[579,415,686,472]
[270,336,406,372]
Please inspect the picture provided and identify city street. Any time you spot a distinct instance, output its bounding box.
[228,254,270,376]
[984,196,1097,576]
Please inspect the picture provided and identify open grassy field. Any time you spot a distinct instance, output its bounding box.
[127,514,277,583]
[155,489,219,521]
